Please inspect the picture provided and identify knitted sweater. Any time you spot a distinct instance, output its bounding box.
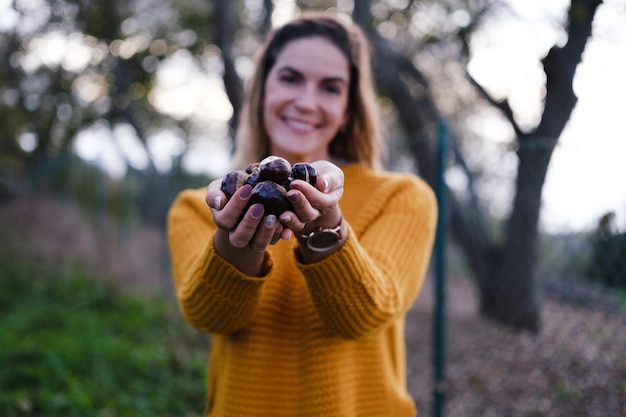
[167,164,437,417]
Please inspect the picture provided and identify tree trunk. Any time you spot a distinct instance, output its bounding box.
[212,0,244,135]
[480,0,602,331]
[480,140,553,332]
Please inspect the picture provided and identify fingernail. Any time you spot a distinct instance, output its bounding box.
[283,229,292,240]
[266,214,276,228]
[251,204,263,218]
[323,177,330,193]
[279,214,291,222]
[288,193,299,203]
[240,185,252,199]
[214,196,222,210]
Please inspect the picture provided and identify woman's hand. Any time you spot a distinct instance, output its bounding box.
[204,159,345,270]
[278,160,345,235]
[205,179,290,276]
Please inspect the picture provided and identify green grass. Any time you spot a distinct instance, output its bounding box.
[618,288,626,309]
[0,254,207,417]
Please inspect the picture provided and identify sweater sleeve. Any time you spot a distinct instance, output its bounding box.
[166,188,270,334]
[298,175,437,339]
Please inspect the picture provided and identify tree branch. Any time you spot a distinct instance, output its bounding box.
[535,0,602,137]
[466,71,525,138]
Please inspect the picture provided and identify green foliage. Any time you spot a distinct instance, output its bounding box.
[618,289,626,309]
[587,232,626,289]
[554,381,581,401]
[0,255,207,417]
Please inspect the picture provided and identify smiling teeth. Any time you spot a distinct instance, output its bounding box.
[288,119,315,131]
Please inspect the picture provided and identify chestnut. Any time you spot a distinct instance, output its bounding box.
[221,170,248,200]
[291,162,317,187]
[257,156,292,184]
[248,181,290,216]
[246,162,260,175]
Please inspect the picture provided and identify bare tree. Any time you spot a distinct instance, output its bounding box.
[474,0,603,331]
[354,0,603,331]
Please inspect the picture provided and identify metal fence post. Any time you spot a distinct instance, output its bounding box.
[432,118,448,417]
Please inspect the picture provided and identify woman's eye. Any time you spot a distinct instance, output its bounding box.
[279,74,298,84]
[323,84,341,94]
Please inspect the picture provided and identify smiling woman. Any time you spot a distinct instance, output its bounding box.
[166,11,438,417]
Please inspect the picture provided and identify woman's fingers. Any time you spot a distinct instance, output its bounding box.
[208,182,286,250]
[272,160,344,231]
[285,188,321,223]
[209,184,252,230]
[287,178,343,217]
[311,160,344,193]
[206,178,226,209]
[279,211,306,233]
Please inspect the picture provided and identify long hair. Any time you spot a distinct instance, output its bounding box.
[232,12,382,170]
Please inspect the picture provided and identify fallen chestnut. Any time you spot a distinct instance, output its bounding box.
[220,156,317,221]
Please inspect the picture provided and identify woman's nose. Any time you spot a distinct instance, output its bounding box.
[293,84,317,110]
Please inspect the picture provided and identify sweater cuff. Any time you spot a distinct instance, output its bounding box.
[196,239,272,300]
[296,224,368,294]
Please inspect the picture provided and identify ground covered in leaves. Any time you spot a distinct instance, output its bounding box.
[406,273,626,417]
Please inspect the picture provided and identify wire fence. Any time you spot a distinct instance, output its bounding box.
[1,134,625,417]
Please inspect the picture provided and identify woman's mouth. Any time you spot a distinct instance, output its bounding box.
[283,117,318,132]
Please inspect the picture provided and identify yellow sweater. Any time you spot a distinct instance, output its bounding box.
[167,164,437,417]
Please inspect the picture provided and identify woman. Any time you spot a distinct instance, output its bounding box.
[167,11,437,417]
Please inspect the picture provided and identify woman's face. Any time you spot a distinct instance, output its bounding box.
[263,36,350,163]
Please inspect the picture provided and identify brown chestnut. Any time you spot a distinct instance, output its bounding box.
[291,163,317,187]
[221,170,248,200]
[245,162,260,175]
[247,181,290,216]
[257,156,292,184]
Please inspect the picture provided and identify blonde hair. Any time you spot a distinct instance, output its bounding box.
[232,12,382,170]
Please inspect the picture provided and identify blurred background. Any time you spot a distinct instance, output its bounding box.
[1,0,625,416]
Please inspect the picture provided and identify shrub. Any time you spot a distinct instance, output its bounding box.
[0,254,207,417]
[587,231,626,289]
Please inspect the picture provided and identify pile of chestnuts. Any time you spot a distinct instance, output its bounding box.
[221,156,317,218]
